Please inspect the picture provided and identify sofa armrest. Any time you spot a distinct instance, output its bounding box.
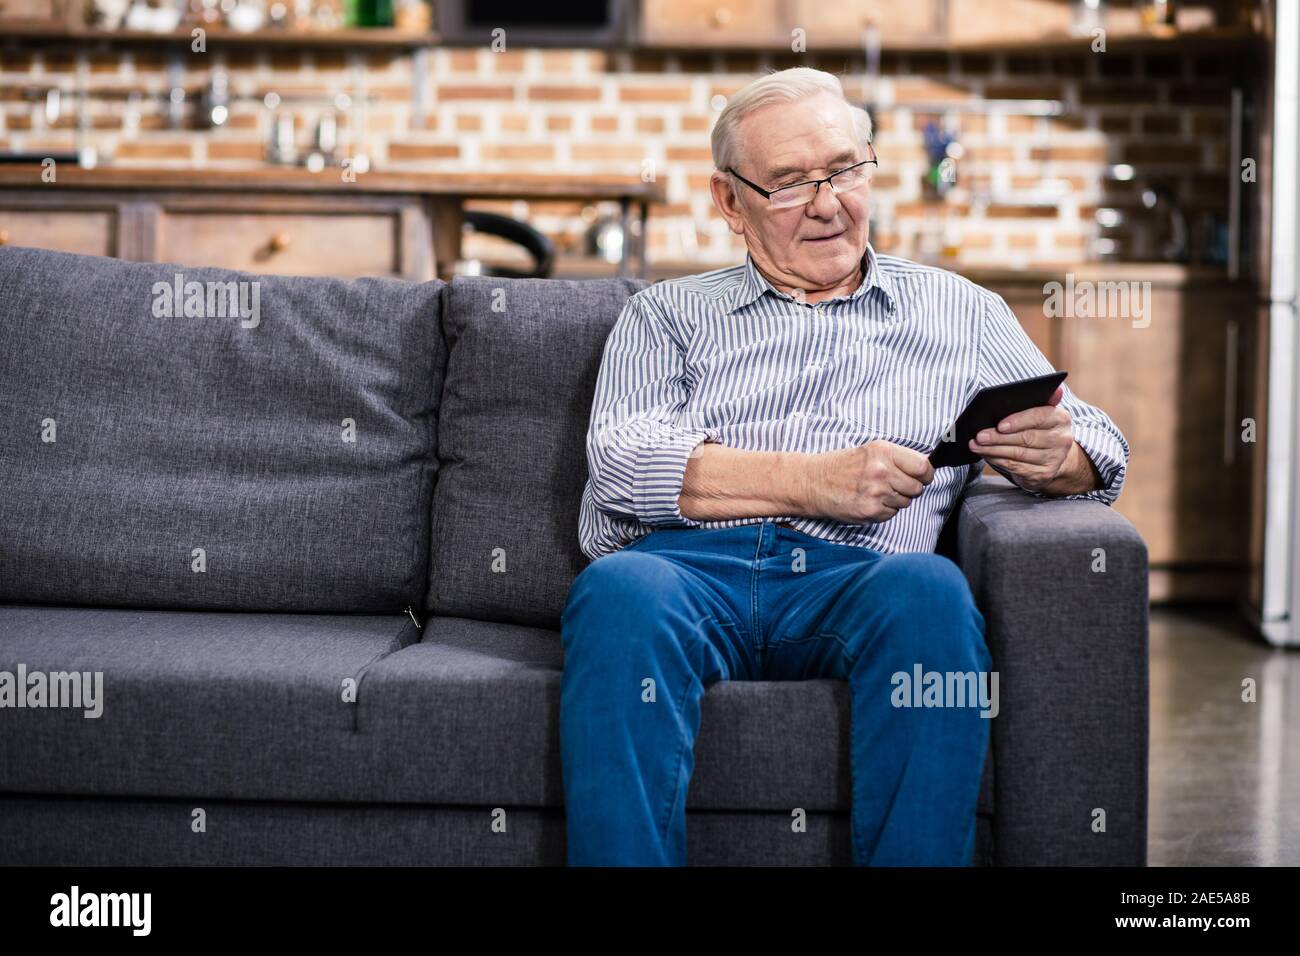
[956,474,1148,865]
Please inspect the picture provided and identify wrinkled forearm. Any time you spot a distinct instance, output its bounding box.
[678,442,813,521]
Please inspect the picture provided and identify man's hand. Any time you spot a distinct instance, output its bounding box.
[970,386,1101,495]
[803,440,935,523]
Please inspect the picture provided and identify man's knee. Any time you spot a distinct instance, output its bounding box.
[562,550,689,647]
[874,552,976,613]
[864,553,987,662]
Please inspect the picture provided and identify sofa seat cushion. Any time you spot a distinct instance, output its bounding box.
[358,616,995,814]
[1,607,993,815]
[0,246,444,612]
[0,605,417,802]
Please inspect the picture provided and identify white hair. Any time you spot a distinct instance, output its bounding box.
[711,67,874,178]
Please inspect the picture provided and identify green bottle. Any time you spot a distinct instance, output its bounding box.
[352,0,393,27]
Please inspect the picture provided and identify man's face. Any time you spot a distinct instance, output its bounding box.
[711,92,871,294]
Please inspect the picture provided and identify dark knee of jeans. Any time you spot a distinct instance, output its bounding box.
[881,553,976,612]
[569,550,679,603]
[562,551,688,647]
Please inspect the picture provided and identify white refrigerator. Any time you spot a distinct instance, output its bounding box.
[1253,0,1300,645]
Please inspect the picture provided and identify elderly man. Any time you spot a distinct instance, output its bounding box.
[560,67,1129,866]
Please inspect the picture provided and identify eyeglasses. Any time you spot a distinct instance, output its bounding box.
[726,144,878,209]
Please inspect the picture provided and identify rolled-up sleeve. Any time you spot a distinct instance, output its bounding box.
[975,290,1130,504]
[585,293,722,526]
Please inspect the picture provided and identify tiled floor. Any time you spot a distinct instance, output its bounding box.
[1148,606,1300,865]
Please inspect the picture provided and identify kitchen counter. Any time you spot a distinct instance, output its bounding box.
[552,255,1239,288]
[0,165,667,279]
[0,165,667,203]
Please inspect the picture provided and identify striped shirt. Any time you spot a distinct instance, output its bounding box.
[577,242,1130,561]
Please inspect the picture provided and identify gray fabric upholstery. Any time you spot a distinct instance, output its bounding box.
[956,474,1149,865]
[0,605,417,801]
[361,615,997,813]
[0,794,995,866]
[425,275,648,627]
[0,246,444,612]
[0,250,1147,867]
[0,605,994,816]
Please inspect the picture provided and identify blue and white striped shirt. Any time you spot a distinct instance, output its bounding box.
[577,243,1129,561]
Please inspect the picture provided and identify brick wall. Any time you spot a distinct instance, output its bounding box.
[0,43,1243,268]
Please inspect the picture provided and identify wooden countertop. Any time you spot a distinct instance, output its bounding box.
[0,165,668,203]
[552,256,1240,287]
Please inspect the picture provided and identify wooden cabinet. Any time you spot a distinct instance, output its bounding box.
[0,192,430,279]
[0,0,74,25]
[0,166,663,280]
[945,1,1075,44]
[638,0,1245,48]
[640,0,940,48]
[0,207,116,257]
[1063,282,1255,601]
[791,1,939,46]
[157,207,406,277]
[984,271,1257,602]
[641,0,783,47]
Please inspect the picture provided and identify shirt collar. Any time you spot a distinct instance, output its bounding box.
[725,242,899,316]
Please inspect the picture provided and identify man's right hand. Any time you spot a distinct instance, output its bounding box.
[801,440,935,523]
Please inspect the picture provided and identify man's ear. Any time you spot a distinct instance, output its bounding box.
[709,171,747,237]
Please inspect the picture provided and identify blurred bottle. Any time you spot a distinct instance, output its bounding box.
[355,0,393,26]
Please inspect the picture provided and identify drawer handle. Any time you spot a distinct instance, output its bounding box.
[268,232,291,253]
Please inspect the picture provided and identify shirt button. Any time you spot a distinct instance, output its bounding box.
[790,411,805,420]
[806,361,822,373]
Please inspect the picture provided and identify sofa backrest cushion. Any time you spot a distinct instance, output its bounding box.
[427,275,648,627]
[0,246,444,612]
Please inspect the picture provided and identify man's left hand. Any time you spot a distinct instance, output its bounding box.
[968,386,1099,494]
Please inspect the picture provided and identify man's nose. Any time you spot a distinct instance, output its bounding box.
[807,182,842,217]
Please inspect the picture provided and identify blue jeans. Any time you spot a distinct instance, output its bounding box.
[559,519,992,866]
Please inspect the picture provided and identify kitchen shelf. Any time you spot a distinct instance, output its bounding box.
[551,254,1234,285]
[0,21,1259,55]
[0,24,438,50]
[637,25,1261,55]
[952,24,1263,54]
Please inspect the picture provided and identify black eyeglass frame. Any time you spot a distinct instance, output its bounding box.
[725,144,879,205]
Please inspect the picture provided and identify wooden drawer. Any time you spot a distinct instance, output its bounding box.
[0,0,60,21]
[793,1,939,45]
[946,0,1075,43]
[642,0,782,47]
[157,209,402,277]
[0,207,116,257]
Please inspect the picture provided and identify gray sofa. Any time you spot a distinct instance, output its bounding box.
[0,245,1148,866]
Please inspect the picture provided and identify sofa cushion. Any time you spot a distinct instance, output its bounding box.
[0,604,417,801]
[0,246,443,612]
[426,275,647,627]
[358,616,996,815]
[0,607,993,813]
